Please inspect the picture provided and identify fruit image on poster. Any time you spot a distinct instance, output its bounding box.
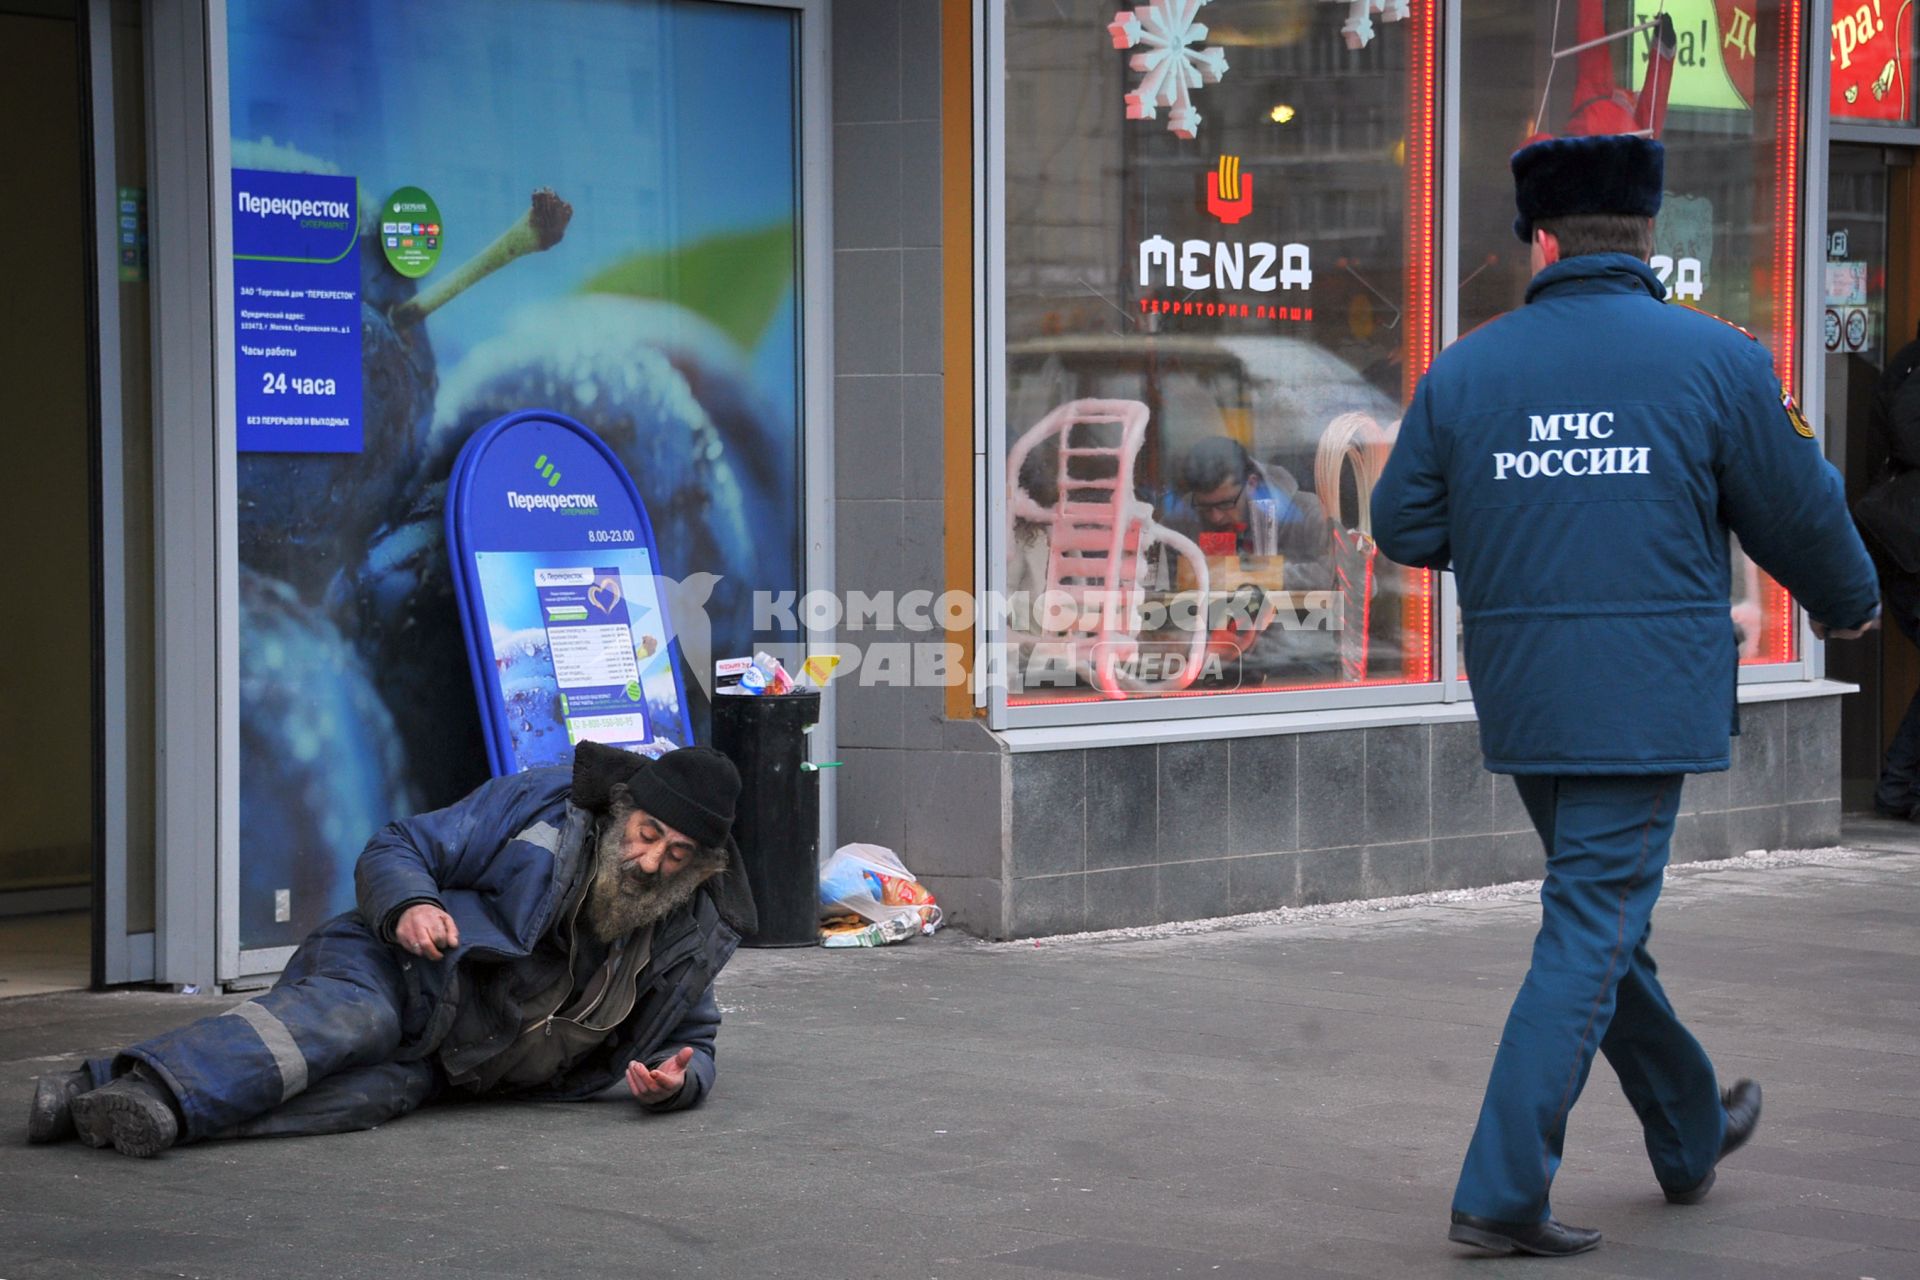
[226,0,801,949]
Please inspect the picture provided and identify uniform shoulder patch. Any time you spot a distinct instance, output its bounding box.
[1668,298,1758,342]
[1782,390,1815,439]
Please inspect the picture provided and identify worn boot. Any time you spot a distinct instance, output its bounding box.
[69,1069,181,1158]
[26,1066,95,1144]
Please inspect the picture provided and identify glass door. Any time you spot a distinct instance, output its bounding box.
[1825,142,1920,810]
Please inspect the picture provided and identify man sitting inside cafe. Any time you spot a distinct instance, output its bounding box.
[1161,436,1334,589]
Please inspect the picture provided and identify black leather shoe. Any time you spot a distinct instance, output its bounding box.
[69,1074,180,1158]
[1665,1078,1762,1205]
[1448,1211,1602,1257]
[26,1066,94,1144]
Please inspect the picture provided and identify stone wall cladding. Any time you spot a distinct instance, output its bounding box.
[1000,696,1843,938]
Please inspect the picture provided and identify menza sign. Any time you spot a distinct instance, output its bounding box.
[1135,235,1314,293]
[1134,155,1314,325]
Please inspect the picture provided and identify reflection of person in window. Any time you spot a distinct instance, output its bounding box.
[1161,437,1332,588]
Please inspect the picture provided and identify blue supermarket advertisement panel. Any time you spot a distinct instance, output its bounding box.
[231,168,364,453]
[448,411,691,776]
[225,0,802,949]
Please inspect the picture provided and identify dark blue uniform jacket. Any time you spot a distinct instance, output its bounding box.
[1372,254,1878,774]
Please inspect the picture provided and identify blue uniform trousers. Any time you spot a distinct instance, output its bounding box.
[1452,774,1725,1222]
[91,914,436,1141]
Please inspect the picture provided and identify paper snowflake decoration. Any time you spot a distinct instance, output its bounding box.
[1108,1,1228,140]
[1325,0,1411,52]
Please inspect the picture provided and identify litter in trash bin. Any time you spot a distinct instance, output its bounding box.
[819,843,943,941]
[801,653,842,686]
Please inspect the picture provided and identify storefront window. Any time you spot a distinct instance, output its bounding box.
[225,0,804,948]
[1000,0,1439,706]
[1457,0,1806,668]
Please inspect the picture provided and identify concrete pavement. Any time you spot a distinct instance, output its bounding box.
[2,822,1917,1279]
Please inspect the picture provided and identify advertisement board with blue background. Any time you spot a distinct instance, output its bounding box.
[228,0,802,948]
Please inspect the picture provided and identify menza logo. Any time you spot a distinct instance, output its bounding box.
[1206,155,1253,225]
[1137,235,1312,293]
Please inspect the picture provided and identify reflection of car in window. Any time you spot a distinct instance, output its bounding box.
[1007,334,1400,521]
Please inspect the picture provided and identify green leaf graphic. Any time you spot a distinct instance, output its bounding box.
[579,222,794,350]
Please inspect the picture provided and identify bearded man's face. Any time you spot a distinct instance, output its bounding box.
[584,797,725,941]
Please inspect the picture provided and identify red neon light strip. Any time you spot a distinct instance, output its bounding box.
[1399,0,1438,684]
[1757,0,1803,665]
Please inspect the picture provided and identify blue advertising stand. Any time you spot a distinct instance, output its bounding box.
[447,410,693,776]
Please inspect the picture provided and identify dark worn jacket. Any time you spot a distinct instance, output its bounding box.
[354,766,740,1108]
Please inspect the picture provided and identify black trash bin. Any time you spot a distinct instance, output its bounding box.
[712,688,821,947]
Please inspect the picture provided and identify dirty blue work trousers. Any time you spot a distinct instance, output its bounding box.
[1452,774,1726,1223]
[89,914,436,1141]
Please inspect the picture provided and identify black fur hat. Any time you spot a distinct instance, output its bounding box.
[1511,134,1664,244]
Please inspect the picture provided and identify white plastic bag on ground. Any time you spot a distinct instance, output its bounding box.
[819,843,943,934]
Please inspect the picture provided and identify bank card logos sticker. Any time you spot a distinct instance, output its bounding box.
[381,186,443,278]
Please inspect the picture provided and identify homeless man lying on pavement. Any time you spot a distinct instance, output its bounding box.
[26,741,758,1157]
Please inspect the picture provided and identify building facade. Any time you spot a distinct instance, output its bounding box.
[3,0,1914,991]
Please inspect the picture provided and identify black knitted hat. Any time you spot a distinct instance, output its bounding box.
[1511,134,1665,244]
[571,742,739,847]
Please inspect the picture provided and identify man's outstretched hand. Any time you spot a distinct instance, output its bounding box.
[395,903,460,960]
[627,1047,694,1105]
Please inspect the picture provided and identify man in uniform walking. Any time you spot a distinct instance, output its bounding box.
[1372,134,1880,1256]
